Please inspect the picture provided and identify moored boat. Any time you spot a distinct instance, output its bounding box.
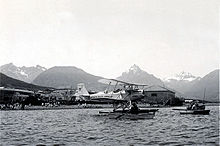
[180,109,210,115]
[174,101,210,115]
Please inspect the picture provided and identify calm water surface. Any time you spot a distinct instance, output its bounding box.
[0,106,219,146]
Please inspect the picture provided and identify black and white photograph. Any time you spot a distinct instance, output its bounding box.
[0,0,219,145]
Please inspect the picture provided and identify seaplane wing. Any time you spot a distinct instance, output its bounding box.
[111,79,148,87]
[98,78,120,85]
[98,78,148,87]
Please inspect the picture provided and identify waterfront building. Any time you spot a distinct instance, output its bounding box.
[143,85,183,106]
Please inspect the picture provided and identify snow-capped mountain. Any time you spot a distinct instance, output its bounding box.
[163,69,219,102]
[127,64,141,74]
[0,63,47,83]
[164,71,201,82]
[163,71,201,94]
[117,64,163,85]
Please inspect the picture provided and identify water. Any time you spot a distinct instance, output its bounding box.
[0,106,219,146]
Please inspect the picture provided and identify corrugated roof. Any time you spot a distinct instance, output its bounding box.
[144,85,175,93]
[0,87,34,94]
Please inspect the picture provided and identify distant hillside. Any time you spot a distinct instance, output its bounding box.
[0,63,46,83]
[117,64,163,85]
[164,71,201,94]
[32,66,106,90]
[0,73,51,91]
[185,69,219,102]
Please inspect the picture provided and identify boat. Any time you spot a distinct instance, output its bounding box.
[173,102,210,115]
[99,109,158,120]
[179,109,210,115]
[179,89,210,115]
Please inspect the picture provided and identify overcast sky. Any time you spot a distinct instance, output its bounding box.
[0,0,219,79]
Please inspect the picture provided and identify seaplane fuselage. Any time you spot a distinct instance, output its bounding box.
[90,89,144,103]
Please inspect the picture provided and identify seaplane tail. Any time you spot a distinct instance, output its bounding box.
[74,83,90,101]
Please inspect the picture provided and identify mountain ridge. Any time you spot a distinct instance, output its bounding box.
[1,63,218,101]
[0,63,46,83]
[117,64,163,86]
[184,69,219,102]
[0,72,52,91]
[164,71,201,82]
[32,66,106,90]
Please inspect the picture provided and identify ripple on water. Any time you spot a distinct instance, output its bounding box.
[0,106,219,145]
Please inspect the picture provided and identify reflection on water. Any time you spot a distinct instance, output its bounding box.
[0,106,219,145]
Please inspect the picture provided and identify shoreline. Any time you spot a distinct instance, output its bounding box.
[0,103,219,111]
[0,104,112,111]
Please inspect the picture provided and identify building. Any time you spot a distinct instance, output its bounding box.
[143,85,183,106]
[0,87,34,104]
[39,88,76,103]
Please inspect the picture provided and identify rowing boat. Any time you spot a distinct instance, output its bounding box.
[179,109,210,115]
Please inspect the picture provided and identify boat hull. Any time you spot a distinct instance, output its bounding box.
[180,110,210,115]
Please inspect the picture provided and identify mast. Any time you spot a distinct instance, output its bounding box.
[203,88,206,104]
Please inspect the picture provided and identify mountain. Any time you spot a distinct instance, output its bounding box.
[117,64,163,85]
[164,71,200,82]
[0,73,51,91]
[0,63,46,83]
[184,69,219,102]
[164,71,201,94]
[32,66,106,90]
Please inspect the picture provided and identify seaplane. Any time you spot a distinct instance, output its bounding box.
[89,79,159,120]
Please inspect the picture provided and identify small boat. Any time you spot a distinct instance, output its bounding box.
[179,89,210,115]
[180,109,210,115]
[99,109,158,120]
[174,102,210,115]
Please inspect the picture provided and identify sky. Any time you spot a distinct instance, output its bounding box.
[0,0,219,79]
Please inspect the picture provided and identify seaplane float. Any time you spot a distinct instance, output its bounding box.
[88,79,159,120]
